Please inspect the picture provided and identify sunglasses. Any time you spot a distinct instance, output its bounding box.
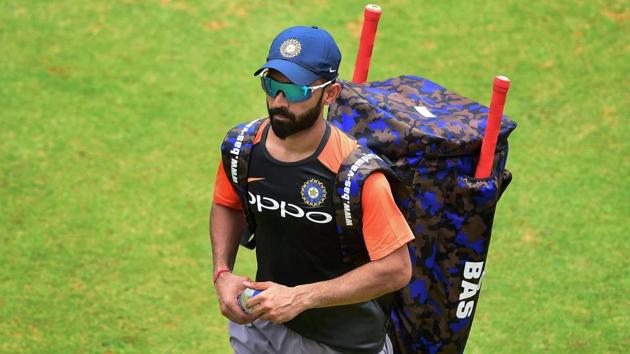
[260,74,332,103]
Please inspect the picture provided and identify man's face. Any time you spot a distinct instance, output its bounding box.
[265,70,327,140]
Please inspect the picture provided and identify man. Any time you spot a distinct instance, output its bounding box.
[210,26,414,354]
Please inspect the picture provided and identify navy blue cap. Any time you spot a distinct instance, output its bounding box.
[254,26,341,86]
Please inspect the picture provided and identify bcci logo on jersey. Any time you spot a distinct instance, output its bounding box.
[301,179,327,207]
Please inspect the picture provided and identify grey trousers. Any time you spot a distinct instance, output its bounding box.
[229,319,393,354]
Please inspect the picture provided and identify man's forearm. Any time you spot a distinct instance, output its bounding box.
[210,203,246,271]
[296,245,411,309]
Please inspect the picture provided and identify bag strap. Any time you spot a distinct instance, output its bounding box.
[220,118,266,249]
[333,145,407,267]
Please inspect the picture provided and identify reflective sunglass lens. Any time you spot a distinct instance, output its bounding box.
[261,77,311,102]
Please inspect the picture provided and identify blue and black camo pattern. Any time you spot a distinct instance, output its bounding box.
[219,118,266,248]
[327,76,516,354]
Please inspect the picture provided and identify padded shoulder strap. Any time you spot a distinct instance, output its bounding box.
[220,118,266,249]
[333,145,405,267]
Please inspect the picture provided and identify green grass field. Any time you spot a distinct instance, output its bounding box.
[1,0,628,352]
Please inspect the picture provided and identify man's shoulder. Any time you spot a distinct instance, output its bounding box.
[322,124,389,174]
[221,118,270,147]
[329,124,359,150]
[224,117,269,136]
[219,118,270,188]
[318,124,360,174]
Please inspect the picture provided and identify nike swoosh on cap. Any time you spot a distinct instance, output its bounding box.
[247,177,266,183]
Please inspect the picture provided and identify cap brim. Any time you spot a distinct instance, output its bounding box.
[253,59,320,86]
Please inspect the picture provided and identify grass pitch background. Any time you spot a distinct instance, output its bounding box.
[1,0,628,352]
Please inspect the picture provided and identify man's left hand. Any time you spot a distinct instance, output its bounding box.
[243,281,309,324]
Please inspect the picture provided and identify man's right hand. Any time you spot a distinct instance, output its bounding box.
[214,272,257,324]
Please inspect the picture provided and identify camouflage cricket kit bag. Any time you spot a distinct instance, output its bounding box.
[327,75,517,354]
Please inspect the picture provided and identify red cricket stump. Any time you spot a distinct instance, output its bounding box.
[352,4,382,84]
[474,75,511,178]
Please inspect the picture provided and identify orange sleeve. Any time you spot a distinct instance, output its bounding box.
[213,160,243,210]
[362,172,414,260]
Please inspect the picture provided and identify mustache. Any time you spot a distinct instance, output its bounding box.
[268,107,295,121]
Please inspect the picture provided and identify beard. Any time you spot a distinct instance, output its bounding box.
[267,91,325,140]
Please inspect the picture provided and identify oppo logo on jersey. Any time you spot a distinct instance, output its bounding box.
[247,192,333,224]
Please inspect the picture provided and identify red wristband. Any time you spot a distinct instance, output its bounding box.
[213,267,231,283]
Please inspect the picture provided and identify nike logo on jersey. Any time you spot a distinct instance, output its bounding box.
[329,68,337,72]
[247,177,266,183]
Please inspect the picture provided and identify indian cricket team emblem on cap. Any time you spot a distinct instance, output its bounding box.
[301,178,327,207]
[280,39,302,58]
